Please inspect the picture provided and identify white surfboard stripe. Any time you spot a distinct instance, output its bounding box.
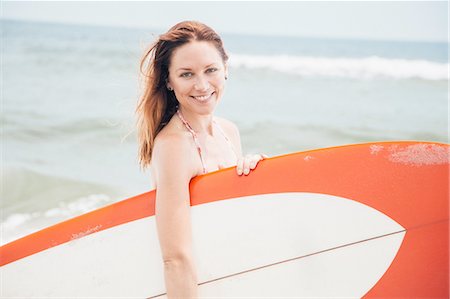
[2,192,404,297]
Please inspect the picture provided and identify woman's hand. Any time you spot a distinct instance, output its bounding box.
[237,153,269,176]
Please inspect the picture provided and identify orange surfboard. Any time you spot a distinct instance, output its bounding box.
[1,141,448,297]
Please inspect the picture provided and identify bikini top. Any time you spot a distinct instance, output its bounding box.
[176,109,238,174]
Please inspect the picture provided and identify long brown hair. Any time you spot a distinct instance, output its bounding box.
[136,21,229,169]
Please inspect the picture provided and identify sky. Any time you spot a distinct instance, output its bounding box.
[1,1,449,42]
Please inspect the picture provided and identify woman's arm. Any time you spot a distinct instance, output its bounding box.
[152,134,198,298]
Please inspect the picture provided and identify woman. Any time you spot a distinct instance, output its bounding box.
[136,20,267,298]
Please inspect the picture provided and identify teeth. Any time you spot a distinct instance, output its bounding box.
[193,93,213,101]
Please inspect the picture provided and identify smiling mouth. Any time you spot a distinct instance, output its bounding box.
[191,92,215,101]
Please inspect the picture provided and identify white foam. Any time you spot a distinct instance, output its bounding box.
[44,194,110,218]
[1,194,112,245]
[1,213,33,230]
[228,53,448,80]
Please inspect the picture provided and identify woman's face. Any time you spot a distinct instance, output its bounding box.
[167,41,227,115]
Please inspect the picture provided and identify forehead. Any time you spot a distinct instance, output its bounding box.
[170,41,223,70]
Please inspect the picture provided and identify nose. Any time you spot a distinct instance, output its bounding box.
[194,74,210,91]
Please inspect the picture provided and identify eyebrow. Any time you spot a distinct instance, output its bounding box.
[176,63,216,72]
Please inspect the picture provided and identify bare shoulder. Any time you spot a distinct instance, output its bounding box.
[152,128,198,183]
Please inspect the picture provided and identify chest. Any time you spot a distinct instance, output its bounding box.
[196,133,238,174]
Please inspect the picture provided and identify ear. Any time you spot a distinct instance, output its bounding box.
[165,78,173,91]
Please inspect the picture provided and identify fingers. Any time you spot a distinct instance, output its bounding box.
[236,154,268,176]
[249,154,260,169]
[236,156,244,175]
[242,154,252,175]
[236,155,251,176]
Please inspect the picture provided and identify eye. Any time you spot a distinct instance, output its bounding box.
[180,72,193,78]
[206,67,218,73]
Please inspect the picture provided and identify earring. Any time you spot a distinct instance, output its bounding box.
[167,86,173,91]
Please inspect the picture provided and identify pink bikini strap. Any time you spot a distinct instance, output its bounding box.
[176,109,238,174]
[176,109,207,174]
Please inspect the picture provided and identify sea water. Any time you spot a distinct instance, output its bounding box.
[2,19,448,244]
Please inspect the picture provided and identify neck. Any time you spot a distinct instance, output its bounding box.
[177,107,214,136]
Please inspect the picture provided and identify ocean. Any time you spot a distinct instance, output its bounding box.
[2,19,448,244]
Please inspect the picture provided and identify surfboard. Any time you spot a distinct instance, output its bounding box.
[1,141,448,298]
